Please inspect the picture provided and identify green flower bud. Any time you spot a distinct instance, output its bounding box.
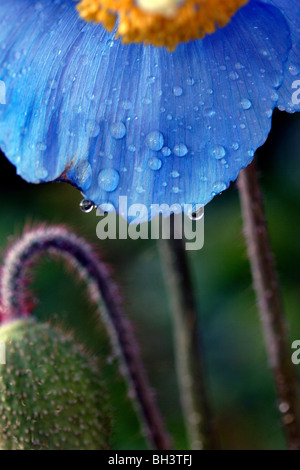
[0,318,111,450]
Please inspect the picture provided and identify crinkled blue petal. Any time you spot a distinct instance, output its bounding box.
[263,0,300,112]
[0,0,294,218]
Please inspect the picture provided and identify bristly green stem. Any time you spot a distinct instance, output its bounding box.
[238,159,300,450]
[159,225,218,450]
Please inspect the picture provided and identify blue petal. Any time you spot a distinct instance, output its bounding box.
[263,0,300,112]
[0,0,294,218]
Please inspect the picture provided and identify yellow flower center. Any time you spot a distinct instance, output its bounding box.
[76,0,249,51]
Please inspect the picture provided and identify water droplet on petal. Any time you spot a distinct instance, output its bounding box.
[240,98,252,110]
[173,144,188,157]
[147,75,156,84]
[161,146,171,157]
[173,86,183,96]
[204,107,216,117]
[80,199,94,213]
[229,71,239,81]
[98,168,120,192]
[122,100,132,110]
[35,168,48,179]
[211,145,226,159]
[37,142,47,151]
[86,120,100,137]
[110,122,126,139]
[213,182,227,192]
[172,186,180,194]
[146,131,164,151]
[289,64,299,76]
[136,186,145,194]
[186,78,195,86]
[265,109,272,118]
[148,157,162,170]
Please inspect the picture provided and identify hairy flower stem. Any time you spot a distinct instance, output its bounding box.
[238,160,300,450]
[0,226,171,450]
[159,226,218,450]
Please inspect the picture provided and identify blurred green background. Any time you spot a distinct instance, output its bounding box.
[0,110,299,450]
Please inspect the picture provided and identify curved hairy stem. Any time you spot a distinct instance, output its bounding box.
[238,160,300,450]
[159,226,218,450]
[0,225,171,450]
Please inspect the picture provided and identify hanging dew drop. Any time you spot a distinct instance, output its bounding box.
[80,199,95,213]
[213,182,227,192]
[189,206,204,221]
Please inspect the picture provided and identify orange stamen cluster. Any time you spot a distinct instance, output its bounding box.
[76,0,248,51]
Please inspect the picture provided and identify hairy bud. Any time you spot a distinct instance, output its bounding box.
[0,318,111,450]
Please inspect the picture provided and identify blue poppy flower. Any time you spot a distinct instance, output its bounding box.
[0,0,299,218]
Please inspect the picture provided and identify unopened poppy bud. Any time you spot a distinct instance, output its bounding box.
[0,318,111,450]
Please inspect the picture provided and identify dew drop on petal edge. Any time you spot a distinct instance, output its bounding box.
[80,199,95,213]
[189,206,204,221]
